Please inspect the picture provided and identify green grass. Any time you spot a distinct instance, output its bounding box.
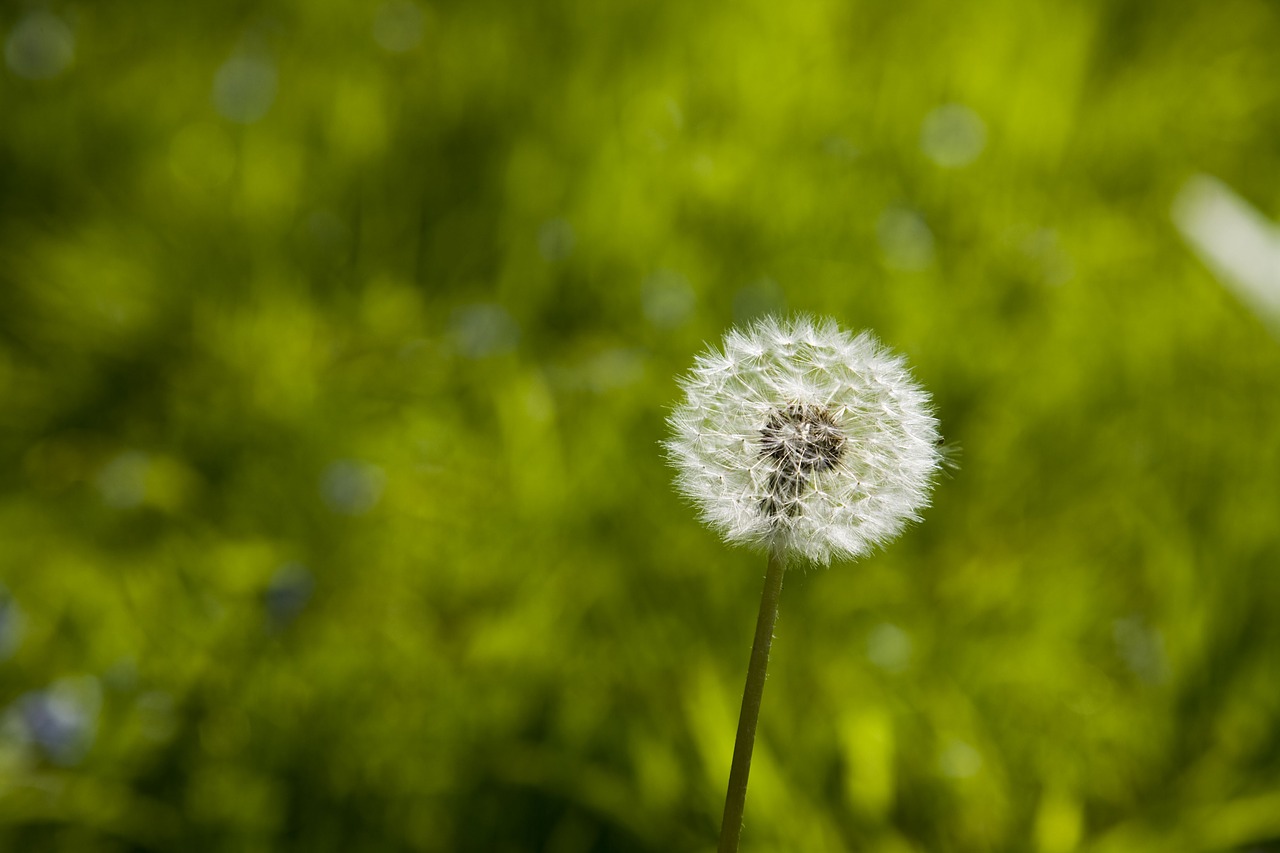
[2,0,1280,850]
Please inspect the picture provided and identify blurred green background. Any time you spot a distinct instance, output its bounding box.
[3,0,1280,851]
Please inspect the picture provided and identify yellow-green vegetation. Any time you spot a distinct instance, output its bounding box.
[3,0,1280,850]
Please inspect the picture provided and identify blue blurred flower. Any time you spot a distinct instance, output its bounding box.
[264,563,314,628]
[7,677,100,766]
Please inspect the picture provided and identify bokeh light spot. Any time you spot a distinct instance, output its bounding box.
[537,218,576,261]
[451,304,519,358]
[920,103,986,168]
[95,451,150,509]
[939,739,982,779]
[320,460,385,516]
[1021,228,1074,286]
[4,12,75,81]
[213,55,277,124]
[1114,616,1169,685]
[582,348,645,392]
[877,208,936,271]
[373,1,425,54]
[866,623,912,673]
[642,270,695,329]
[733,277,786,323]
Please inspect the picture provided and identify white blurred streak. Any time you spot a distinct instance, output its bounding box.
[1173,174,1280,332]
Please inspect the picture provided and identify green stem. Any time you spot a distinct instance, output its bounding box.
[717,543,787,853]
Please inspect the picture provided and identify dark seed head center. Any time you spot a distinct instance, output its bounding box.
[759,404,845,521]
[760,404,846,477]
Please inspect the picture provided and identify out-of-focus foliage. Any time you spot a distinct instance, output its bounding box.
[3,0,1280,850]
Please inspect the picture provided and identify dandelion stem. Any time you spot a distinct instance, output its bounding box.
[717,542,787,853]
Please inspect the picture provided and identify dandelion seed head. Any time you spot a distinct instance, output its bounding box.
[666,315,940,563]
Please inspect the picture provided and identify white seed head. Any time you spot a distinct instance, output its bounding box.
[666,316,941,564]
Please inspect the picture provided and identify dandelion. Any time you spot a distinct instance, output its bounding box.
[666,315,940,852]
[668,315,940,563]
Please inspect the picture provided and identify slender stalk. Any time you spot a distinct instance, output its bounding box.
[717,543,787,853]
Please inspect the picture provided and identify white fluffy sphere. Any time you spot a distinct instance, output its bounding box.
[666,316,940,563]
